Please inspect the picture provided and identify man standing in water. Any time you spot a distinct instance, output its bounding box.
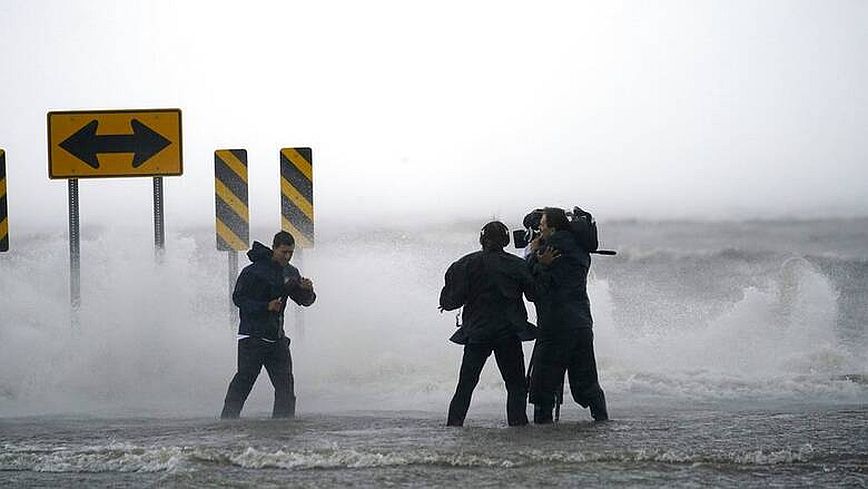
[221,231,316,419]
[439,221,552,426]
[527,207,608,423]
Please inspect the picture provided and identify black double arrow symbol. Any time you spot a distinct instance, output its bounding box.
[59,119,171,169]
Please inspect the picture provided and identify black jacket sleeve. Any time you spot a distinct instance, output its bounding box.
[282,264,316,306]
[527,232,590,302]
[286,281,316,306]
[439,259,468,311]
[519,260,539,303]
[526,248,558,299]
[233,267,269,314]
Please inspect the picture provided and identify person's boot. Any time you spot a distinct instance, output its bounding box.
[589,391,609,422]
[446,405,465,426]
[220,400,242,419]
[220,407,240,419]
[507,413,529,427]
[533,404,554,424]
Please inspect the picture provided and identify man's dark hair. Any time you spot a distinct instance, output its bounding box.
[542,207,570,232]
[273,231,295,248]
[480,221,510,251]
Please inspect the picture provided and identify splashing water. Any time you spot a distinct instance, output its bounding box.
[0,221,865,417]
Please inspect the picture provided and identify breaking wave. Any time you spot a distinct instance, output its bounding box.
[0,442,822,473]
[0,442,183,473]
[0,223,866,416]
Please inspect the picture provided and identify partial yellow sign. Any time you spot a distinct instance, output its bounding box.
[48,109,182,179]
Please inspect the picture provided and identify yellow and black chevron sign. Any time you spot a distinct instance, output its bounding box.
[0,149,7,252]
[215,149,249,251]
[280,148,313,248]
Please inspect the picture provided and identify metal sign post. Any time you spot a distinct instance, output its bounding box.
[292,248,305,339]
[215,149,249,328]
[153,176,165,259]
[48,108,183,325]
[280,148,314,340]
[68,178,81,325]
[227,249,239,323]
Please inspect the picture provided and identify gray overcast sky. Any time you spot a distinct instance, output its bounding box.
[1,0,866,232]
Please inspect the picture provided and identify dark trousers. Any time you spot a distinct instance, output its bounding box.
[529,328,607,422]
[447,335,529,426]
[221,337,295,419]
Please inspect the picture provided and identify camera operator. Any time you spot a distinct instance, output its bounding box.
[439,221,541,427]
[526,207,608,423]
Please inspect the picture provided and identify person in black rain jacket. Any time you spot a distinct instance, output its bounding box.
[221,231,316,419]
[527,207,608,423]
[439,221,542,426]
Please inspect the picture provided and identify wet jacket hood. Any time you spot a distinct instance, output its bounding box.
[247,241,273,263]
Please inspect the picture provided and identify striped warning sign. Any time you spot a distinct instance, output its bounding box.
[215,149,249,251]
[280,148,313,248]
[0,149,7,252]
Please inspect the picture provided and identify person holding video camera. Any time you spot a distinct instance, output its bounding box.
[220,231,316,419]
[439,221,546,427]
[526,207,608,423]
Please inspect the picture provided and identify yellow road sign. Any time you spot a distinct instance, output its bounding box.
[280,147,313,248]
[215,149,249,251]
[48,109,182,179]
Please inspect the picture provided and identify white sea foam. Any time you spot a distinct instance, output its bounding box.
[0,442,820,473]
[0,442,183,473]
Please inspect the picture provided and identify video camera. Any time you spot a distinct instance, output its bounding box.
[513,207,616,255]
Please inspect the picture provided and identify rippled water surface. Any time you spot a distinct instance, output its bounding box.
[2,405,865,487]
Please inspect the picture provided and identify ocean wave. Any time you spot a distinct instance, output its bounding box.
[0,442,820,473]
[607,248,868,273]
[0,442,183,473]
[600,371,868,403]
[612,247,781,263]
[518,445,816,465]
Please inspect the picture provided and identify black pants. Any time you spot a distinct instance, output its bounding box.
[221,337,295,418]
[529,328,607,421]
[447,335,529,426]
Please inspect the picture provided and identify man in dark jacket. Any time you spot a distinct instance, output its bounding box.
[527,207,608,423]
[439,221,543,426]
[220,231,316,419]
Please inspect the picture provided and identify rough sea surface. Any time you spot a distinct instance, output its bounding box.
[1,218,866,487]
[2,405,865,488]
